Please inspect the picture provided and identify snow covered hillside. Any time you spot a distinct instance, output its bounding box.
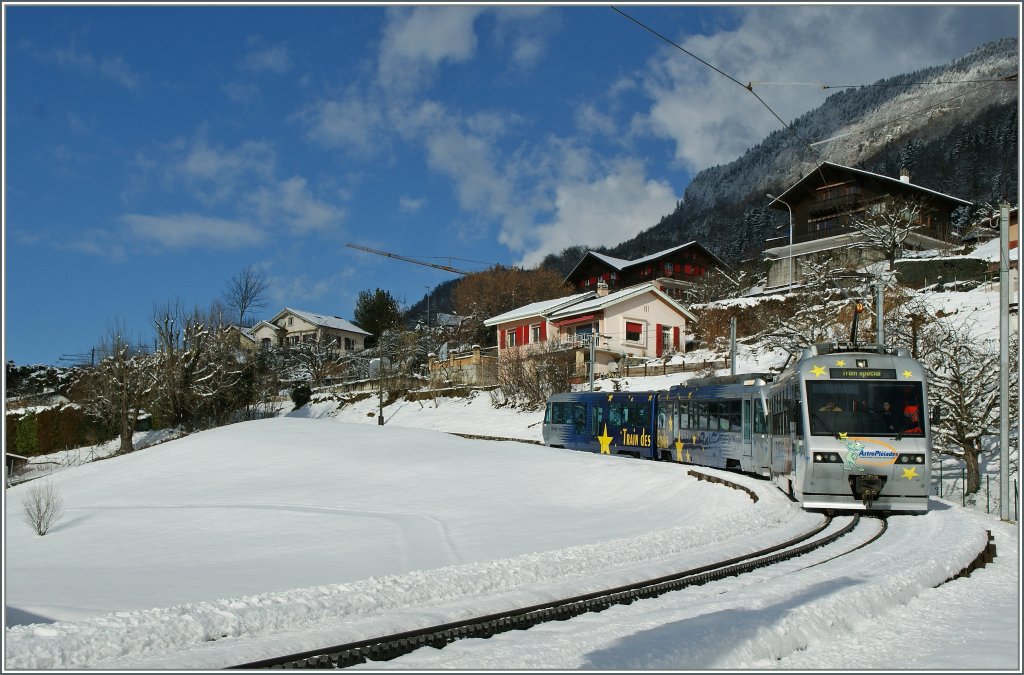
[3,239,1018,670]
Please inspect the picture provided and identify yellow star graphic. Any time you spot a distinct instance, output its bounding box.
[835,359,846,367]
[691,434,698,444]
[685,450,691,462]
[810,364,827,377]
[838,432,848,441]
[675,437,683,462]
[597,424,614,455]
[901,466,919,480]
[903,370,913,378]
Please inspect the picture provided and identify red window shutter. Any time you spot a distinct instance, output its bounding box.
[626,321,643,334]
[673,326,680,349]
[499,329,505,349]
[539,322,547,341]
[519,325,527,344]
[656,323,663,357]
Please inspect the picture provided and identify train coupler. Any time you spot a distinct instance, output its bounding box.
[851,475,885,508]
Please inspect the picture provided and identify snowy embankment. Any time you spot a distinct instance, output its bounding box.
[4,414,1015,670]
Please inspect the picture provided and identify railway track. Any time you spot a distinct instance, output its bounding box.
[230,512,880,670]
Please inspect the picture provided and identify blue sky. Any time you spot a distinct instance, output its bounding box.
[3,3,1019,366]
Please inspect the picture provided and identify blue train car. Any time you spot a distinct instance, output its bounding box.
[662,374,772,474]
[543,391,659,459]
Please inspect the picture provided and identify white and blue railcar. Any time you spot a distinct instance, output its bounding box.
[541,342,932,512]
[766,343,932,511]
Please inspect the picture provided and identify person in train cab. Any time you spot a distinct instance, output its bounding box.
[903,407,923,434]
[880,401,899,431]
[819,398,842,412]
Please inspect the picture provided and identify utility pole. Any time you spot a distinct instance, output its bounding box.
[998,203,1011,521]
[729,317,737,375]
[589,333,611,391]
[876,277,885,348]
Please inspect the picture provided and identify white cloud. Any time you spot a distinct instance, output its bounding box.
[222,81,261,104]
[171,135,276,205]
[513,159,678,267]
[31,41,142,89]
[399,196,426,213]
[247,177,345,234]
[378,6,485,92]
[238,39,292,74]
[121,213,266,250]
[492,6,556,70]
[299,95,387,155]
[634,5,1014,172]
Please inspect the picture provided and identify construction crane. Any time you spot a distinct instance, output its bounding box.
[345,243,474,276]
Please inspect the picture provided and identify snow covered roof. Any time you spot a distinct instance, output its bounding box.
[565,242,730,282]
[772,161,972,207]
[486,283,696,327]
[547,282,697,323]
[272,308,371,335]
[483,292,595,326]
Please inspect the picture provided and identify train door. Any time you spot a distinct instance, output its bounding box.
[741,398,753,472]
[750,395,770,477]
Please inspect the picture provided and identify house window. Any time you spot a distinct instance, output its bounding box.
[506,329,516,347]
[344,337,355,350]
[626,321,643,342]
[662,326,672,353]
[531,323,541,343]
[261,338,271,350]
[288,317,293,326]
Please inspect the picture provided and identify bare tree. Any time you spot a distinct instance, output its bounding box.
[79,323,154,455]
[920,320,1002,497]
[22,480,64,536]
[755,258,856,358]
[223,265,270,328]
[494,341,578,410]
[848,196,930,271]
[289,334,342,388]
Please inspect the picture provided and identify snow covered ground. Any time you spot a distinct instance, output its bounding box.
[3,244,1019,670]
[3,409,1020,670]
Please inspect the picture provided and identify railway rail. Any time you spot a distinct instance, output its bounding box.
[230,510,880,670]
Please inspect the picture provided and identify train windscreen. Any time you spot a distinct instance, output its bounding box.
[806,381,925,437]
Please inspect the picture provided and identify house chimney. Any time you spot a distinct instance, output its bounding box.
[899,169,911,184]
[596,279,609,297]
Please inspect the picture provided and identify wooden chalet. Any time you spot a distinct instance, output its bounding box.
[564,242,731,301]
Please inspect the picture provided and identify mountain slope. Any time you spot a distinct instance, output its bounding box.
[539,37,1019,275]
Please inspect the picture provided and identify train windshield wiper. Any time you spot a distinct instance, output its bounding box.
[812,412,842,440]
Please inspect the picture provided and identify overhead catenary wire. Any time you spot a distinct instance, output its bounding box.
[610,6,816,157]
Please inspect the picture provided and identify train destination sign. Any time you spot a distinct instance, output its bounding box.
[829,368,897,379]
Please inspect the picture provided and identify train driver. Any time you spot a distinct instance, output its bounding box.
[819,398,842,412]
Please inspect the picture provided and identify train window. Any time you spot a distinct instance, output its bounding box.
[572,403,587,432]
[544,403,552,424]
[753,398,766,433]
[806,381,926,436]
[590,405,604,435]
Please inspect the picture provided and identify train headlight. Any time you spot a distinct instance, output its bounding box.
[814,452,842,463]
[896,454,925,465]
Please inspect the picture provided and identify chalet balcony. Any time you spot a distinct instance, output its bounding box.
[808,193,863,216]
[764,222,954,252]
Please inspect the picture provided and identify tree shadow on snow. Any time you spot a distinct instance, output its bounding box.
[5,606,56,628]
[580,576,863,670]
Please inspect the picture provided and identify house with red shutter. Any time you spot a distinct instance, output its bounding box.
[484,281,696,377]
[565,242,730,301]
